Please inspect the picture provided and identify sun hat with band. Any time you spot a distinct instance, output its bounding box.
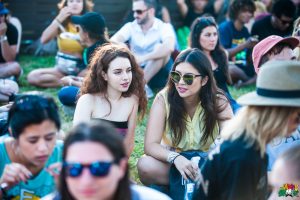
[238,60,300,107]
[252,35,299,74]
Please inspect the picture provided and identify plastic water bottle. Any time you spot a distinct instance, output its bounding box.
[183,156,201,200]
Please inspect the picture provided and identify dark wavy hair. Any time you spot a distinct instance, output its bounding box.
[229,0,255,20]
[80,44,147,118]
[59,122,131,200]
[190,16,231,84]
[167,48,228,146]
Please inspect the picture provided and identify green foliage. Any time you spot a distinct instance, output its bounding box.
[18,55,254,183]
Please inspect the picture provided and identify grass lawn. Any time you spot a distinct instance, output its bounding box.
[18,54,255,183]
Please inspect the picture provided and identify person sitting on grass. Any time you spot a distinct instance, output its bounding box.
[73,44,147,157]
[0,94,63,199]
[0,3,21,81]
[58,11,109,108]
[43,122,171,200]
[137,48,233,188]
[27,0,94,88]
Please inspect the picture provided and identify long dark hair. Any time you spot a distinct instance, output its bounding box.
[80,44,147,118]
[167,48,227,146]
[59,122,131,200]
[190,16,231,84]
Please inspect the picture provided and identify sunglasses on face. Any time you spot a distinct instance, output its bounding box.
[64,161,117,178]
[170,71,202,85]
[132,9,149,15]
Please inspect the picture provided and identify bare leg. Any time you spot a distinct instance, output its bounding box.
[27,68,65,88]
[0,79,19,102]
[0,62,21,78]
[228,64,250,84]
[143,56,169,83]
[137,155,170,186]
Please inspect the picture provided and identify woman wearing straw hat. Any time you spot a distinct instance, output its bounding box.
[194,60,300,200]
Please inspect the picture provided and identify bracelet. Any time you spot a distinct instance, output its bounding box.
[172,154,181,164]
[166,152,180,164]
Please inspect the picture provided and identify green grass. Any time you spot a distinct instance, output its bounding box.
[18,55,255,183]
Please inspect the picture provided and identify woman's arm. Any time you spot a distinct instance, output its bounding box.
[217,95,233,130]
[40,7,71,44]
[177,0,188,18]
[124,98,139,157]
[161,6,171,23]
[73,94,94,125]
[144,94,169,160]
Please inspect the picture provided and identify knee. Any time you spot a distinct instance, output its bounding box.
[27,70,40,85]
[137,156,155,184]
[11,62,21,76]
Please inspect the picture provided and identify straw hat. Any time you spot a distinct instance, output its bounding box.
[238,60,300,107]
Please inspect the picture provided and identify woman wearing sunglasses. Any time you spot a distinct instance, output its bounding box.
[27,0,94,88]
[137,48,233,186]
[73,44,147,156]
[190,16,240,113]
[0,95,62,199]
[43,122,171,200]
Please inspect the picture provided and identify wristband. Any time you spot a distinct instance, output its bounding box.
[172,154,181,164]
[68,79,73,86]
[166,152,180,164]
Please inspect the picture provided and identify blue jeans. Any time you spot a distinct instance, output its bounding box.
[146,58,173,89]
[58,86,80,106]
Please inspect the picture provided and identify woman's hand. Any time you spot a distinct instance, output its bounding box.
[56,6,72,23]
[174,155,199,181]
[0,163,32,189]
[46,162,62,186]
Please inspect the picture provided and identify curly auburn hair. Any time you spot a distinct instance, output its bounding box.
[80,44,147,118]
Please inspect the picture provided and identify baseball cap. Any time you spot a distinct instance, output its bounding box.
[71,12,106,35]
[252,35,299,74]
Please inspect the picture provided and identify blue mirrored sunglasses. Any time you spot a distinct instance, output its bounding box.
[64,161,117,177]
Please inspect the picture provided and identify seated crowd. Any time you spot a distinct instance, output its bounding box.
[0,0,300,199]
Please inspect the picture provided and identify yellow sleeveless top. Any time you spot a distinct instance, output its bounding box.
[57,23,83,54]
[159,88,219,152]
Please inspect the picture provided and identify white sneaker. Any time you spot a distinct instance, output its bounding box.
[145,84,154,99]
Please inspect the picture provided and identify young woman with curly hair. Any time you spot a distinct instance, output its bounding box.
[73,44,147,156]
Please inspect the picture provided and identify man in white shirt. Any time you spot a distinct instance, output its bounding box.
[111,0,176,97]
